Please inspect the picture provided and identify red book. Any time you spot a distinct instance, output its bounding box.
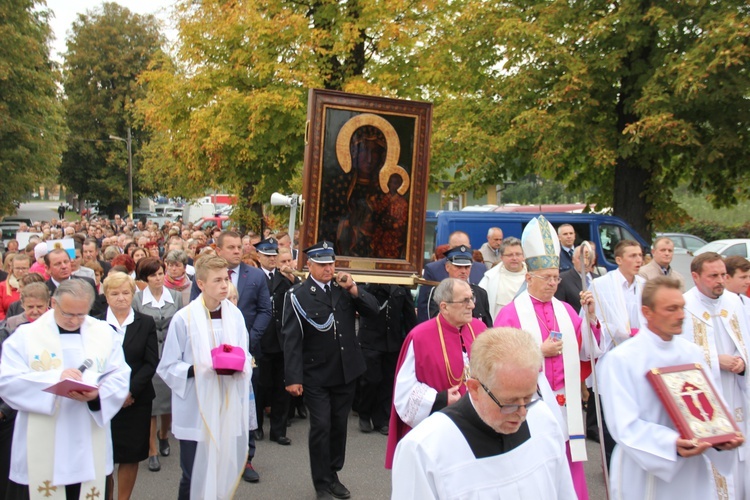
[646,363,743,446]
[43,379,98,398]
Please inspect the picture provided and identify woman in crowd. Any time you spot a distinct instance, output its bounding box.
[3,272,46,319]
[131,247,148,264]
[132,257,183,472]
[83,260,105,293]
[98,272,158,500]
[1,282,49,338]
[163,250,192,305]
[0,254,30,320]
[111,253,136,280]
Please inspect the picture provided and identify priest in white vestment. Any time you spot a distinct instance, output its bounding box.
[724,256,750,328]
[598,276,743,500]
[478,236,527,321]
[681,253,749,499]
[392,327,576,500]
[0,279,131,500]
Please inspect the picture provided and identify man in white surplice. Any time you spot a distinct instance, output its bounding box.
[588,238,646,466]
[392,327,576,500]
[0,279,130,500]
[478,237,527,321]
[597,276,744,500]
[158,254,252,500]
[681,252,749,499]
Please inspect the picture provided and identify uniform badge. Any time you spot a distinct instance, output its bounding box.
[323,242,329,249]
[310,285,316,292]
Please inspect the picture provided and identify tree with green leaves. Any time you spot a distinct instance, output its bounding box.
[0,0,66,214]
[60,2,164,216]
[418,0,750,239]
[136,0,444,230]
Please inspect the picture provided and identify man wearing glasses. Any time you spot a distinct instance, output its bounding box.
[426,246,493,328]
[391,327,576,499]
[495,216,599,500]
[385,278,488,469]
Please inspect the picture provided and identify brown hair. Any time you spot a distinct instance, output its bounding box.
[690,252,723,274]
[642,276,682,310]
[724,256,750,277]
[614,240,641,259]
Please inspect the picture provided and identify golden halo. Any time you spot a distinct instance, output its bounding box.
[379,164,410,195]
[335,113,400,174]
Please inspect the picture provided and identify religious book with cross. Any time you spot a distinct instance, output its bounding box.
[43,366,119,397]
[646,364,743,446]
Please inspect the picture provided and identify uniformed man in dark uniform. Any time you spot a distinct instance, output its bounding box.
[256,238,299,445]
[427,245,493,327]
[282,241,379,500]
[357,284,416,435]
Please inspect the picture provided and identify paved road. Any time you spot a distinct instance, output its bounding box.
[9,201,62,224]
[129,411,608,499]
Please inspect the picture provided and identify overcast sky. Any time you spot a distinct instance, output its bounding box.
[45,0,176,61]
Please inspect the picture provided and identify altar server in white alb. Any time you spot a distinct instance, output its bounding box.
[681,252,749,499]
[392,327,576,499]
[0,279,131,500]
[157,254,253,500]
[597,276,744,500]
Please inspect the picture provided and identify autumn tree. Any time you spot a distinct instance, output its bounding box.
[0,0,66,213]
[137,0,443,230]
[60,2,164,216]
[416,0,750,238]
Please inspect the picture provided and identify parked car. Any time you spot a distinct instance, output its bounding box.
[655,232,707,254]
[693,239,750,258]
[2,217,32,226]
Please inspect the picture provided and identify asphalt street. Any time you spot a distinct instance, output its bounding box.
[129,411,608,499]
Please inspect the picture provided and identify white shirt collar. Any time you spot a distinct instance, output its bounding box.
[613,268,637,291]
[106,307,134,334]
[311,277,331,289]
[142,286,174,308]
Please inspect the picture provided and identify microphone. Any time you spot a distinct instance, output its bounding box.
[78,359,93,373]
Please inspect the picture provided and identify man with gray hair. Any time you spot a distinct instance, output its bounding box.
[478,237,527,320]
[479,227,504,269]
[0,279,130,499]
[391,327,575,499]
[386,278,488,468]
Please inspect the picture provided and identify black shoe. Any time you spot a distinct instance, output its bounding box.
[254,428,264,440]
[286,419,292,427]
[271,435,291,445]
[329,475,351,499]
[297,406,308,419]
[316,490,333,500]
[148,455,161,472]
[159,437,170,457]
[242,462,260,483]
[377,425,389,436]
[358,417,373,433]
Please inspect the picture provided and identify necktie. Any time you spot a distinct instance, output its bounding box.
[228,269,235,280]
[568,249,574,259]
[324,284,331,295]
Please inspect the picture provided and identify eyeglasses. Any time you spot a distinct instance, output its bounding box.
[478,380,543,414]
[445,296,476,306]
[530,274,562,284]
[55,304,89,319]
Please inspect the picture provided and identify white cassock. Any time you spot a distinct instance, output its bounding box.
[391,394,576,500]
[589,269,646,353]
[478,263,527,321]
[682,288,749,499]
[597,326,736,500]
[157,296,252,500]
[0,312,130,487]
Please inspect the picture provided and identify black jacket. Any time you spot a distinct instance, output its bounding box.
[359,284,416,353]
[260,269,300,354]
[282,277,379,387]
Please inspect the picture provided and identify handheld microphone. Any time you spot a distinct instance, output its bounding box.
[78,359,93,373]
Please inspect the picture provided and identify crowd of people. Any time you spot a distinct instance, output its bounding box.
[0,212,749,499]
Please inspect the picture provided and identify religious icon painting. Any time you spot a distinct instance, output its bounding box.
[300,89,433,281]
[646,364,743,446]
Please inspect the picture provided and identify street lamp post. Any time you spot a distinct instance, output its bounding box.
[109,127,133,219]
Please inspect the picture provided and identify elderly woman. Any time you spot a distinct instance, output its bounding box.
[3,272,46,319]
[0,282,51,496]
[163,250,192,305]
[133,257,183,472]
[1,282,49,338]
[97,272,158,500]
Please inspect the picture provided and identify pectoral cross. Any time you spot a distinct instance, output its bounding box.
[37,480,57,497]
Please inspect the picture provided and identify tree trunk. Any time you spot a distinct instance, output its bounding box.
[612,157,652,244]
